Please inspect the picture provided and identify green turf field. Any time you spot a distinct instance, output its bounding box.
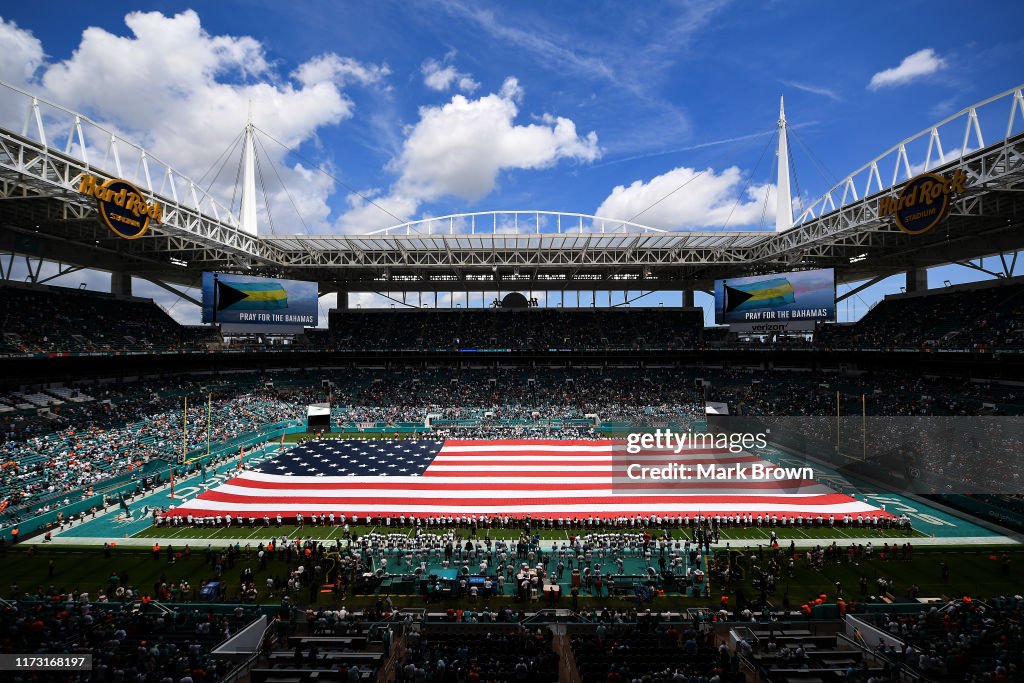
[0,544,1017,611]
[131,523,927,542]
[48,437,1011,553]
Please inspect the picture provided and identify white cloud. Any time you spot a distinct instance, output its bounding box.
[437,2,615,84]
[907,145,973,177]
[3,11,597,240]
[423,62,458,91]
[4,10,388,235]
[498,76,523,103]
[594,166,775,231]
[929,96,959,119]
[0,18,46,125]
[0,17,44,86]
[335,77,600,232]
[421,51,479,93]
[868,48,946,90]
[783,80,841,102]
[434,1,727,156]
[333,189,420,233]
[293,54,390,88]
[394,81,598,202]
[37,10,366,157]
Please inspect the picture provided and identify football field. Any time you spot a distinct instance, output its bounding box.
[42,439,1017,549]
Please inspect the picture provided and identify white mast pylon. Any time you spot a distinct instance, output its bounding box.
[239,102,258,236]
[775,95,793,233]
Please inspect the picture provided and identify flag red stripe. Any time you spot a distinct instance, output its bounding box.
[224,477,820,491]
[423,470,788,479]
[194,490,861,507]
[170,508,885,521]
[426,455,765,466]
[163,438,892,521]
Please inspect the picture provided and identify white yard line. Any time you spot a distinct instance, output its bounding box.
[35,534,1022,548]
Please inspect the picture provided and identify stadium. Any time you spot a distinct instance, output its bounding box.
[0,7,1023,682]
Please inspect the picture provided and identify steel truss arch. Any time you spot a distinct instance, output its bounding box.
[0,80,1023,293]
[367,211,668,236]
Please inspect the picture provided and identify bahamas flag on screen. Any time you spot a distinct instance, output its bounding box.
[724,277,795,313]
[216,279,289,311]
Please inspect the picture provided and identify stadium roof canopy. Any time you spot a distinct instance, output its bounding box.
[1,80,1023,295]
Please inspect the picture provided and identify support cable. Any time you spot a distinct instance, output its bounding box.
[256,126,409,226]
[719,131,776,230]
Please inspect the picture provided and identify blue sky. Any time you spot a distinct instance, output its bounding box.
[1,1,1022,324]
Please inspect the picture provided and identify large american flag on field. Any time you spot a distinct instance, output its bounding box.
[163,439,890,520]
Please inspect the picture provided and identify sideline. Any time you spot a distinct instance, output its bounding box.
[30,533,1018,549]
